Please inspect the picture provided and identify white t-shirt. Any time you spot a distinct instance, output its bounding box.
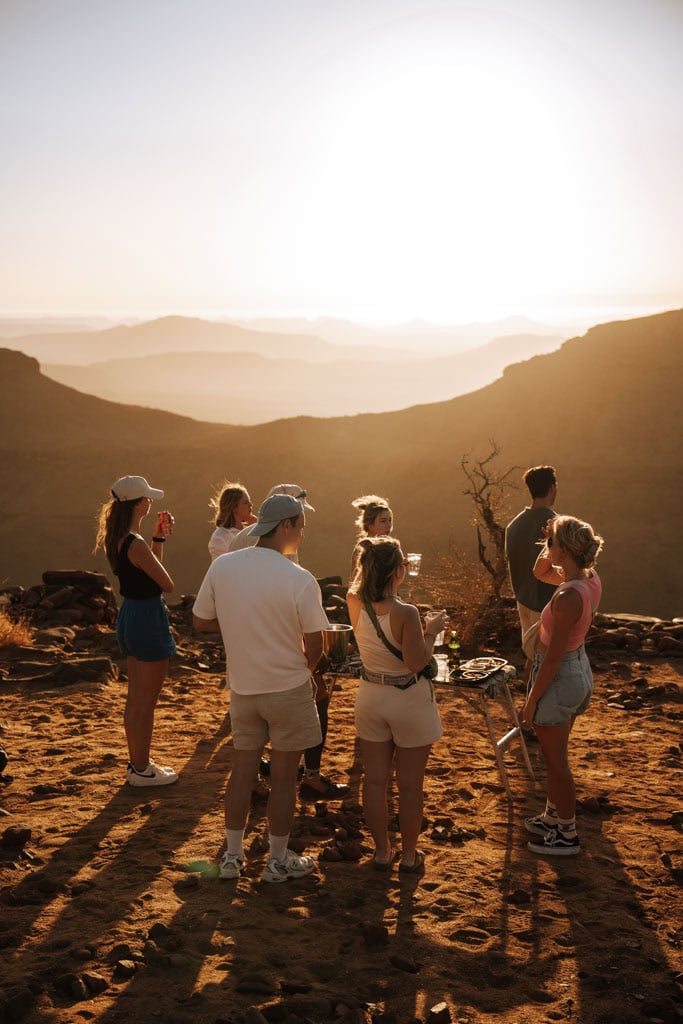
[208,526,240,561]
[193,547,329,694]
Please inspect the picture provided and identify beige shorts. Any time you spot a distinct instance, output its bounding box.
[517,603,542,659]
[354,677,442,747]
[229,679,322,752]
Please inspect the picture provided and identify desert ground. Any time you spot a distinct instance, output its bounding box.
[1,613,681,1024]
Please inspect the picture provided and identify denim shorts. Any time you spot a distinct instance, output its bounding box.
[528,646,593,727]
[117,596,177,663]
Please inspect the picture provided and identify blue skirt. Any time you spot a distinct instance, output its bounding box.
[116,596,176,663]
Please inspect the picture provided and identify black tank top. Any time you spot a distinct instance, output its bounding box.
[116,534,162,599]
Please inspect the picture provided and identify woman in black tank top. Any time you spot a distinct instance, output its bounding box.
[94,475,178,788]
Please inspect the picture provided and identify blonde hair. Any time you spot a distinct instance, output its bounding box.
[349,536,404,602]
[209,481,248,529]
[553,515,604,569]
[351,494,392,536]
[94,495,139,572]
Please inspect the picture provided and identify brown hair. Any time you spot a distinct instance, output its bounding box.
[351,494,392,535]
[349,536,404,603]
[94,496,139,573]
[209,481,248,529]
[523,465,556,499]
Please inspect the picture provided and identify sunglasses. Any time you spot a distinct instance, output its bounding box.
[547,535,554,548]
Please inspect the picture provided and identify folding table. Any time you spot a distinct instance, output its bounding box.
[443,664,536,800]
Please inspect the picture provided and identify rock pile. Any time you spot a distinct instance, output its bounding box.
[0,570,118,629]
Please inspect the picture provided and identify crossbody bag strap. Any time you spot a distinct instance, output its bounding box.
[362,600,404,661]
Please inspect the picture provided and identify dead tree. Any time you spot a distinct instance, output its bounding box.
[461,442,518,604]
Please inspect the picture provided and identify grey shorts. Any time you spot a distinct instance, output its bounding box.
[229,679,322,751]
[529,646,593,727]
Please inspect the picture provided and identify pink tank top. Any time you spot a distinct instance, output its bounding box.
[539,571,602,651]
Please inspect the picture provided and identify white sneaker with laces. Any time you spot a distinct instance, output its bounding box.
[126,761,178,787]
[219,852,245,879]
[261,850,315,884]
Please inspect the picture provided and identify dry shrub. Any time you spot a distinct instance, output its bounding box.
[0,608,33,648]
[421,543,494,648]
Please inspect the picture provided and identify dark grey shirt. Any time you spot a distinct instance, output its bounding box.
[505,506,556,611]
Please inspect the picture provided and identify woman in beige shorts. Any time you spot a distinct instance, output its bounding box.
[347,537,449,875]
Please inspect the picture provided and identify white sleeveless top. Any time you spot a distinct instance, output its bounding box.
[355,607,407,674]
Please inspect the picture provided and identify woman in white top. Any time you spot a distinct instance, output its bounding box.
[347,536,449,875]
[208,482,257,561]
[349,494,393,580]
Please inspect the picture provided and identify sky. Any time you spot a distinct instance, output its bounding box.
[1,0,682,325]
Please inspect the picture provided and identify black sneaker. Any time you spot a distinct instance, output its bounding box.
[299,775,350,801]
[260,757,304,781]
[524,814,557,838]
[528,827,580,856]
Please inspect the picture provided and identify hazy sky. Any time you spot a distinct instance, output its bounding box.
[1,0,682,323]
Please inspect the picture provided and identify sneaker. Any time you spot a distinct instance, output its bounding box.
[299,775,351,802]
[260,758,304,781]
[524,814,557,838]
[219,852,245,879]
[126,761,178,787]
[528,827,581,856]
[261,850,315,884]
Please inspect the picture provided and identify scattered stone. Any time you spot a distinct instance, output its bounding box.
[113,959,138,979]
[1,826,31,849]
[389,953,420,973]
[148,922,171,941]
[82,971,108,995]
[244,1009,270,1024]
[54,972,88,1000]
[107,943,134,963]
[426,1002,451,1024]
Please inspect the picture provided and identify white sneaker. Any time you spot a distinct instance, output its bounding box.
[219,852,245,879]
[126,761,178,787]
[261,850,315,884]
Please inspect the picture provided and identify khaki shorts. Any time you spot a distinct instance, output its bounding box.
[517,602,542,659]
[354,677,442,747]
[229,679,322,751]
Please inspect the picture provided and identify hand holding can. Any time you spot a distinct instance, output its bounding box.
[157,511,175,537]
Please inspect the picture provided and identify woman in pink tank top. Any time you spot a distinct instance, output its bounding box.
[521,515,604,858]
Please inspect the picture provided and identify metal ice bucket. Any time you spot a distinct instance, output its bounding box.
[323,623,354,666]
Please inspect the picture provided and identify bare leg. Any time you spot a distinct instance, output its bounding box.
[124,657,168,770]
[359,739,395,862]
[225,748,264,830]
[395,744,431,865]
[268,749,304,836]
[534,723,574,819]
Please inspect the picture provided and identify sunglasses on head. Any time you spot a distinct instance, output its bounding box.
[547,535,554,548]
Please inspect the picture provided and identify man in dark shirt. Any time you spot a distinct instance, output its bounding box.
[505,465,558,678]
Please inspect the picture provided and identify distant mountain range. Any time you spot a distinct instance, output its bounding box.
[42,329,564,423]
[1,308,681,617]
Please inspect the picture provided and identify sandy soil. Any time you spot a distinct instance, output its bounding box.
[1,637,681,1024]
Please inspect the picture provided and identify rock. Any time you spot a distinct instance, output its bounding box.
[1,827,31,849]
[389,953,420,973]
[148,921,171,941]
[341,840,363,861]
[143,940,169,966]
[0,985,35,1021]
[244,1008,271,1024]
[113,959,138,979]
[82,972,108,995]
[426,1002,452,1024]
[54,972,88,1000]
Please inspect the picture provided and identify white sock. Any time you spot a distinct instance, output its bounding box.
[543,801,558,821]
[557,817,577,837]
[269,834,289,862]
[226,828,245,859]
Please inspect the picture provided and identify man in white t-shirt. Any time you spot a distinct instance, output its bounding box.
[193,493,329,884]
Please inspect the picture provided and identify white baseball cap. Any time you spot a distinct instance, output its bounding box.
[111,475,164,501]
[265,483,315,511]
